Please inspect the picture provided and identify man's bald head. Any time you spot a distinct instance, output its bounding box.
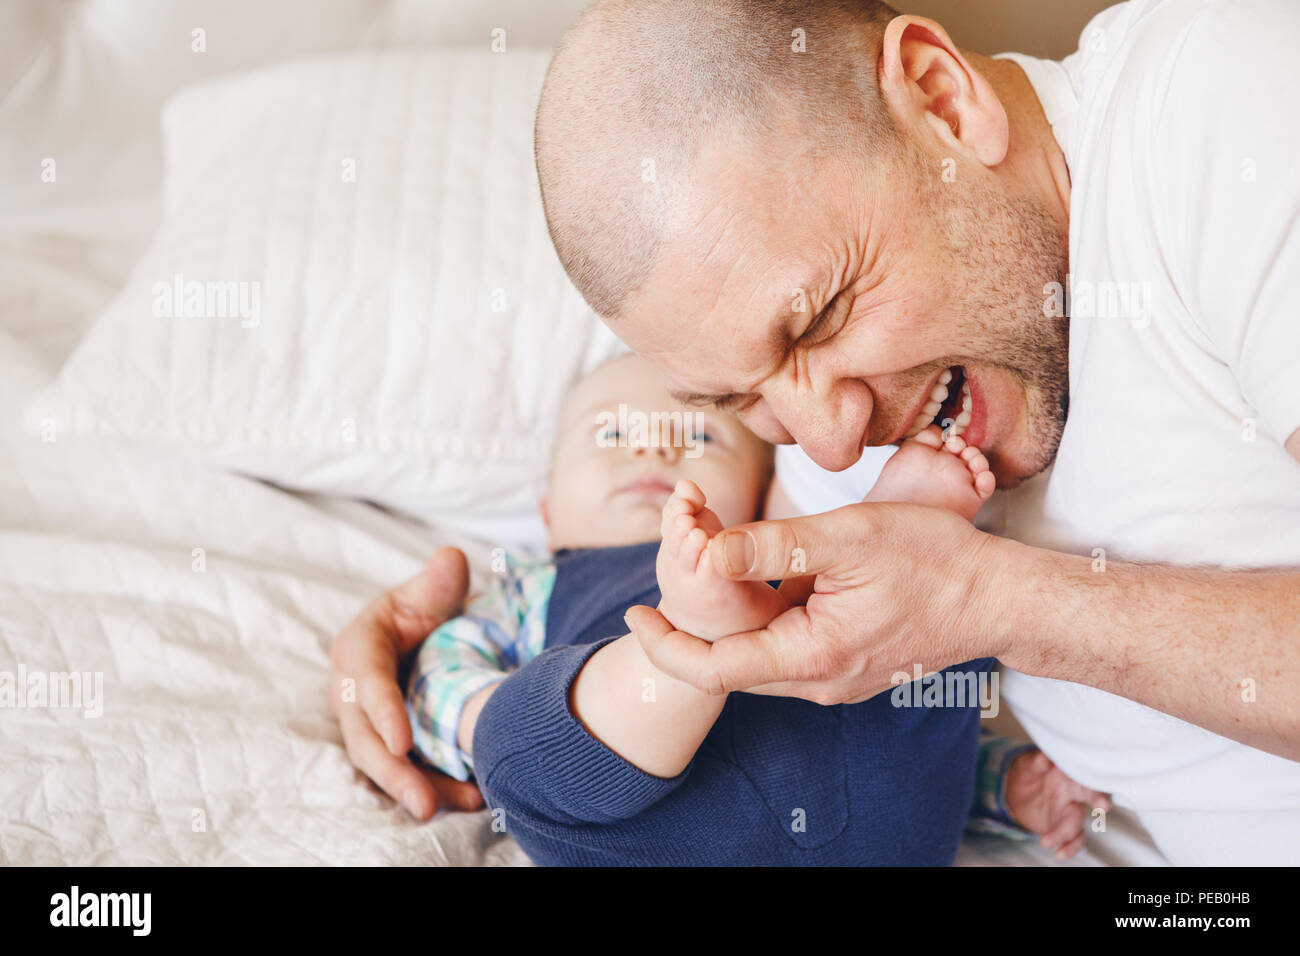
[536,0,900,318]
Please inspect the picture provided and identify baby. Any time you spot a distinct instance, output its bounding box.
[408,354,1105,865]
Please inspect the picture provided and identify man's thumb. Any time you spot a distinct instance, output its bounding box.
[387,546,469,651]
[708,508,861,582]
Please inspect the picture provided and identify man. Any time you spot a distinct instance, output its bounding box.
[332,0,1299,864]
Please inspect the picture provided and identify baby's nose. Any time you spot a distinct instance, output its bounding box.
[632,441,682,463]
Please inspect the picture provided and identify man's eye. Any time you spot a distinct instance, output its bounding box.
[800,292,851,347]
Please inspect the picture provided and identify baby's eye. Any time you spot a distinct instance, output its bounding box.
[690,430,715,443]
[595,427,622,444]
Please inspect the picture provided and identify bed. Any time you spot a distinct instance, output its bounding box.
[0,0,1165,866]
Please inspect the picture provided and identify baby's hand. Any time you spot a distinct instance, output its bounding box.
[1004,749,1111,860]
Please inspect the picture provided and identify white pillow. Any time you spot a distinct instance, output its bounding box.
[26,50,625,551]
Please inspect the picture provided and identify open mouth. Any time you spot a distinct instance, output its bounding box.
[903,366,972,440]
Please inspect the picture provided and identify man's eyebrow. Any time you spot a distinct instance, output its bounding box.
[667,279,828,411]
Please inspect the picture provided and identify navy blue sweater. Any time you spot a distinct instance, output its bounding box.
[473,542,994,865]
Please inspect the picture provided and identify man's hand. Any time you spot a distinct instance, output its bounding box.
[1004,750,1111,860]
[330,547,484,819]
[626,501,1006,704]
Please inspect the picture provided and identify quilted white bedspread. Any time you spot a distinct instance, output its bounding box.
[0,325,530,864]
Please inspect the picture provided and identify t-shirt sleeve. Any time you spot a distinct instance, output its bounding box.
[1155,0,1300,446]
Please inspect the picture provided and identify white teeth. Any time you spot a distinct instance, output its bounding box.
[903,372,973,440]
[952,381,973,431]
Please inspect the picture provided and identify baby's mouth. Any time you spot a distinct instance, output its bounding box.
[903,366,972,440]
[616,477,676,498]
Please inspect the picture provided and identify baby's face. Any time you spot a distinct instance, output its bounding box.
[543,354,772,550]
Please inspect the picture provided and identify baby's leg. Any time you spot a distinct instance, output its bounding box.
[866,425,995,522]
[656,480,790,642]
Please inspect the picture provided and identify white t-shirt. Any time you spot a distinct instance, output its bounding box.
[775,0,1300,865]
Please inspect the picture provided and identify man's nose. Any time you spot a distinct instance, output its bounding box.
[764,381,872,472]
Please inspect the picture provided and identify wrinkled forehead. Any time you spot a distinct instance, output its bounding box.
[613,251,805,400]
[611,140,852,392]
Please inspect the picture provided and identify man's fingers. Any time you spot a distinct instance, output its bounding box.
[427,769,485,812]
[357,673,413,757]
[629,603,808,695]
[627,605,727,694]
[337,703,440,820]
[330,611,411,757]
[384,547,471,652]
[707,503,876,582]
[776,574,817,605]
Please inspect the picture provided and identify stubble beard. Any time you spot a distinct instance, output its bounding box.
[931,166,1071,487]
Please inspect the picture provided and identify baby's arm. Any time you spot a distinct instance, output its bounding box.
[406,558,553,780]
[566,479,784,778]
[569,628,726,778]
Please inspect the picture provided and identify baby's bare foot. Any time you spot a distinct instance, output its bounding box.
[866,426,996,522]
[655,480,790,642]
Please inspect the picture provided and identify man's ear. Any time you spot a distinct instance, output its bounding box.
[878,15,1009,168]
[539,496,551,529]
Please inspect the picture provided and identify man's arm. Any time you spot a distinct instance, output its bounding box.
[1005,422,1300,758]
[628,503,1300,763]
[998,536,1300,762]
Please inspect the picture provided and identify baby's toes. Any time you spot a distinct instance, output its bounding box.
[673,479,706,508]
[660,490,696,540]
[1055,831,1087,861]
[1040,803,1086,852]
[663,511,699,561]
[959,445,996,499]
[680,525,710,573]
[692,503,725,537]
[911,425,946,449]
